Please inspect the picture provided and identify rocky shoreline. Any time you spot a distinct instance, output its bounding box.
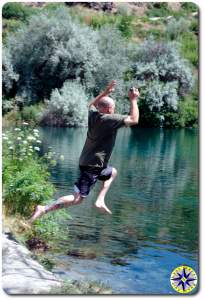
[2,232,62,295]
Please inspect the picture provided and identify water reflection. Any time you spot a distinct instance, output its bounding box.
[39,127,198,294]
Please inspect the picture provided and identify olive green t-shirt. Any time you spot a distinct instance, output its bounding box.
[79,106,127,168]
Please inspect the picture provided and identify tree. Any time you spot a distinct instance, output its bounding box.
[4,8,102,103]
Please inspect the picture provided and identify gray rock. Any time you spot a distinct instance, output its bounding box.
[2,233,62,294]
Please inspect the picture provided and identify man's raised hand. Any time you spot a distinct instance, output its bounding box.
[104,80,116,95]
[128,87,140,101]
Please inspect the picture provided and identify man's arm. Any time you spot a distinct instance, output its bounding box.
[124,88,140,126]
[88,80,116,108]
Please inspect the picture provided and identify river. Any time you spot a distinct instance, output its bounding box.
[39,127,199,295]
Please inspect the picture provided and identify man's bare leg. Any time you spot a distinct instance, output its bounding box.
[95,167,117,215]
[28,193,83,224]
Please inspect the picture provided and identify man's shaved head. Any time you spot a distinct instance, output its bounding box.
[97,97,115,114]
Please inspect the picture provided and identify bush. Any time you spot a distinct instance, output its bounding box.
[2,45,19,96]
[42,81,88,127]
[4,8,102,102]
[117,15,134,39]
[181,2,199,13]
[178,97,198,127]
[2,97,15,115]
[2,2,36,22]
[2,126,55,216]
[130,38,194,115]
[20,103,45,125]
[165,17,190,40]
[93,26,132,112]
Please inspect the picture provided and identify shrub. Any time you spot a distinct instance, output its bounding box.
[20,103,45,125]
[130,38,194,114]
[165,17,190,40]
[4,8,102,103]
[2,126,55,216]
[93,26,132,111]
[178,97,198,127]
[2,45,19,96]
[2,97,15,115]
[117,15,134,39]
[2,2,36,22]
[42,81,88,127]
[181,2,199,13]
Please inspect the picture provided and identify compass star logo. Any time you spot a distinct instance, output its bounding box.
[170,265,197,294]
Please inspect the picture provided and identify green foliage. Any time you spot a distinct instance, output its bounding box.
[178,97,198,127]
[2,2,36,22]
[178,31,198,67]
[20,103,45,125]
[181,2,199,13]
[189,18,199,35]
[2,45,19,95]
[2,97,15,115]
[165,17,190,40]
[33,208,70,246]
[117,15,134,38]
[4,8,101,102]
[42,81,88,127]
[90,14,116,29]
[130,38,194,114]
[93,26,132,111]
[2,18,24,43]
[147,3,171,18]
[2,126,55,216]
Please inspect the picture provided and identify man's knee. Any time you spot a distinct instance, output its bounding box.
[112,167,117,178]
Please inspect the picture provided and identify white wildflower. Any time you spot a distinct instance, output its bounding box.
[23,141,28,145]
[14,128,21,131]
[36,140,41,144]
[3,136,8,140]
[33,129,39,133]
[9,146,14,150]
[22,122,29,125]
[34,146,40,151]
[17,137,22,140]
[27,135,36,141]
[60,155,64,161]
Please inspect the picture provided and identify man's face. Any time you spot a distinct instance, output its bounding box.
[108,102,115,114]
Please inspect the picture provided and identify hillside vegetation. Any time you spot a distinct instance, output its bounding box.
[2,2,199,128]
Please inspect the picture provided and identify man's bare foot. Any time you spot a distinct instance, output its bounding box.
[19,220,32,230]
[94,202,112,215]
[28,205,46,224]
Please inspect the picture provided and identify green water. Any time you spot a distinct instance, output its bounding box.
[39,127,199,294]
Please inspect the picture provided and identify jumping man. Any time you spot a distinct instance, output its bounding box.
[29,80,139,222]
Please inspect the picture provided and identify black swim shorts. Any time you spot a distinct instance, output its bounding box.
[74,165,113,197]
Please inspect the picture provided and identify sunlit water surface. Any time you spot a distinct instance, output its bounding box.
[39,127,199,294]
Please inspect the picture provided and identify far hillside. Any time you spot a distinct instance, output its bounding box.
[2,2,199,128]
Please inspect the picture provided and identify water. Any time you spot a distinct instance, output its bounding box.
[39,127,199,294]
